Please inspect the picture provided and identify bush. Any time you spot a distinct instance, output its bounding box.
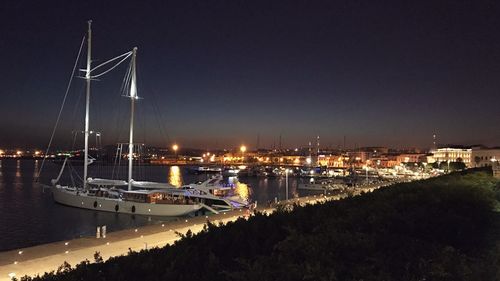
[22,170,500,281]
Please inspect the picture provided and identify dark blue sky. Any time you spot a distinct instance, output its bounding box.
[1,0,499,150]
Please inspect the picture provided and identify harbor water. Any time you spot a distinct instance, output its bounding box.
[0,159,307,251]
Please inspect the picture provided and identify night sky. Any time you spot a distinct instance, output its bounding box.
[1,0,499,150]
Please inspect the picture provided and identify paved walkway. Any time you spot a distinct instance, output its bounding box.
[0,184,387,280]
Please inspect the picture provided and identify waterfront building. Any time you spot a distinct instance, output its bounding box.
[430,147,472,167]
[346,151,372,163]
[318,155,345,167]
[369,157,399,168]
[395,153,427,164]
[470,147,500,168]
[493,162,500,179]
[359,147,389,156]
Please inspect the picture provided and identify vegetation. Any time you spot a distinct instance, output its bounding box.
[18,169,500,281]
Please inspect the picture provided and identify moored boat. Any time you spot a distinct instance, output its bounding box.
[46,21,203,217]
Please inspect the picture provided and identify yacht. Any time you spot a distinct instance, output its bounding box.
[184,176,249,208]
[188,166,222,174]
[49,21,203,217]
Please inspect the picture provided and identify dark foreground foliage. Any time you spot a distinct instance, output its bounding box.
[20,169,500,281]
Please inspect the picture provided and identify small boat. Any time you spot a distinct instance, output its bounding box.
[188,166,222,174]
[222,166,240,177]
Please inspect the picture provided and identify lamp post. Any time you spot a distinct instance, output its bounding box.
[285,168,289,201]
[364,165,368,184]
[240,145,246,164]
[172,144,178,159]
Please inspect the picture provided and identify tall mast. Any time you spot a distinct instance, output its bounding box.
[83,20,92,190]
[128,47,138,191]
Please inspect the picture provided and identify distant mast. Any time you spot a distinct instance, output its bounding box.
[433,133,437,150]
[128,47,138,191]
[316,135,320,166]
[83,20,92,190]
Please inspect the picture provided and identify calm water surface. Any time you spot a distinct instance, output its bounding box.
[0,159,307,251]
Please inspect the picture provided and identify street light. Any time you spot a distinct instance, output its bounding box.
[363,165,368,182]
[172,144,178,158]
[285,168,290,201]
[240,145,246,164]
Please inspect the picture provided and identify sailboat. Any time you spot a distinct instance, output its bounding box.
[50,21,204,216]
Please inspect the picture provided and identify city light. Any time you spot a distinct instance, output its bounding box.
[240,145,247,153]
[172,144,178,152]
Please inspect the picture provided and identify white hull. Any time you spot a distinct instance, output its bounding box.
[52,186,202,217]
[226,195,249,208]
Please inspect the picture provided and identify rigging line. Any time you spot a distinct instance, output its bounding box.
[90,51,132,73]
[148,86,172,143]
[70,162,83,183]
[37,36,86,181]
[113,62,132,146]
[112,144,121,179]
[107,60,132,153]
[120,60,132,96]
[68,83,85,147]
[91,52,132,79]
[71,131,78,151]
[123,62,132,97]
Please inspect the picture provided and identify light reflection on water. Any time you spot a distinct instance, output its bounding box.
[234,181,250,201]
[15,160,21,178]
[33,160,39,178]
[168,165,182,187]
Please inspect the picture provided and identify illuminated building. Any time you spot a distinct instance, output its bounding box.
[395,154,426,164]
[430,147,472,166]
[470,147,500,168]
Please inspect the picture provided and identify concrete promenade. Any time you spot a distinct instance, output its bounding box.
[0,184,384,280]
